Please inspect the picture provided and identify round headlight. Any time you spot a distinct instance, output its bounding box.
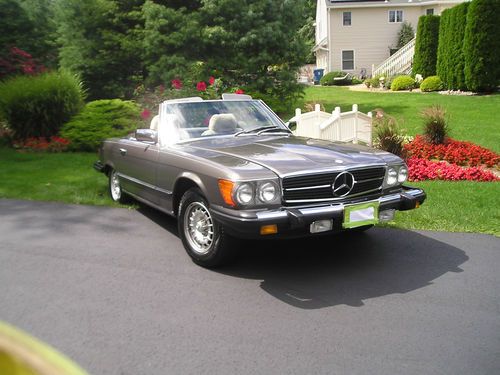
[235,183,254,205]
[258,181,278,203]
[387,167,397,185]
[398,166,408,183]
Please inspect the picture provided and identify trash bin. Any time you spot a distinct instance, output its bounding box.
[313,69,325,85]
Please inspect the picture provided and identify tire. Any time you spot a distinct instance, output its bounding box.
[178,188,235,268]
[108,169,129,204]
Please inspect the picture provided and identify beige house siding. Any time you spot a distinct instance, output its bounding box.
[319,1,465,75]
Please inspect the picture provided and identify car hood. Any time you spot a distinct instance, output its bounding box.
[185,135,401,176]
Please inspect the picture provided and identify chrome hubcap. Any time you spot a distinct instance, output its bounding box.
[110,171,121,201]
[184,202,214,255]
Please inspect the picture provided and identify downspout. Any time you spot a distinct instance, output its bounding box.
[327,6,331,73]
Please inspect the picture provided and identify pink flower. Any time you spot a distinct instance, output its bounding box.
[141,109,151,120]
[171,79,182,90]
[196,81,207,92]
[11,47,31,59]
[209,76,215,85]
[235,89,244,94]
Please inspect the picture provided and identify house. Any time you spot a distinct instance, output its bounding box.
[314,0,468,77]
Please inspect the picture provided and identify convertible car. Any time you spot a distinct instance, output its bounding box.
[94,94,426,267]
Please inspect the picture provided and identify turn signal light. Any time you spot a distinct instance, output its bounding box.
[260,224,278,235]
[415,201,420,209]
[218,179,236,207]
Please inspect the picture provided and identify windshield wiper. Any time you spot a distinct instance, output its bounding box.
[234,125,289,137]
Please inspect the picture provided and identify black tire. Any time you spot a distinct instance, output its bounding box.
[108,169,129,204]
[178,188,235,268]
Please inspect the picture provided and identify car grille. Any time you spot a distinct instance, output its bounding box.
[282,167,386,203]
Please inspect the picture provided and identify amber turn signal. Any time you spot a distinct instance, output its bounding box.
[218,179,236,207]
[260,224,278,235]
[415,201,420,208]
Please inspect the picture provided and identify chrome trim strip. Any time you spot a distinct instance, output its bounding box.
[118,173,172,195]
[285,184,332,191]
[357,176,385,183]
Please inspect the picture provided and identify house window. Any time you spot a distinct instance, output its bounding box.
[343,12,351,26]
[426,8,434,15]
[342,50,354,70]
[389,10,403,23]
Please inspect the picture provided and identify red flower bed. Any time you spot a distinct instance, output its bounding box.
[13,136,70,152]
[404,135,499,168]
[407,158,499,182]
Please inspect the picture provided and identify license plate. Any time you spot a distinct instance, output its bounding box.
[343,202,379,229]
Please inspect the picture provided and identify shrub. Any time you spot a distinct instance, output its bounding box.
[369,77,381,88]
[420,76,443,92]
[391,75,415,91]
[396,21,415,50]
[464,0,500,92]
[0,71,84,140]
[421,105,448,144]
[413,15,440,78]
[373,116,405,156]
[60,99,141,151]
[12,136,71,152]
[320,71,348,86]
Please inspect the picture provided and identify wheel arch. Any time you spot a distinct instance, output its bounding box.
[172,173,209,216]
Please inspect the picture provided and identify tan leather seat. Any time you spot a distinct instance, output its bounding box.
[202,114,238,136]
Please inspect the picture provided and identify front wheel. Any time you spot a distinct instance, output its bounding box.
[108,169,128,203]
[178,188,235,268]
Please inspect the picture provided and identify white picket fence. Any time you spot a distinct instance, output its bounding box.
[289,104,373,146]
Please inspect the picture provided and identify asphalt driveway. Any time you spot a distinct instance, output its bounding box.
[0,199,499,374]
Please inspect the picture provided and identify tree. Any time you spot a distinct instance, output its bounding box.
[436,8,451,88]
[413,15,440,78]
[396,21,415,50]
[464,0,500,92]
[56,0,145,99]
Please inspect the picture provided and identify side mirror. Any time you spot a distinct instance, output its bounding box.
[135,129,158,144]
[287,120,297,132]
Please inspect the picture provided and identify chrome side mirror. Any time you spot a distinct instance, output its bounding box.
[287,120,297,132]
[135,129,158,144]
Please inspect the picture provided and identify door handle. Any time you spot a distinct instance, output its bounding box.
[119,148,127,156]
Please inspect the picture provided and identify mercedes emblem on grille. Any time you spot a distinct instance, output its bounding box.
[332,171,355,197]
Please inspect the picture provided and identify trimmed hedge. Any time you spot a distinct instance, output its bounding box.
[391,75,415,91]
[437,3,469,90]
[60,99,141,151]
[464,0,500,92]
[413,15,440,78]
[0,71,84,139]
[420,76,443,92]
[320,71,349,86]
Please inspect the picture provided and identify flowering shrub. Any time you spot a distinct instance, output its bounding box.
[0,47,46,79]
[13,136,70,152]
[407,158,499,182]
[404,135,499,167]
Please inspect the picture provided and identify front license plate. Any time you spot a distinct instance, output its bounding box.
[343,202,380,229]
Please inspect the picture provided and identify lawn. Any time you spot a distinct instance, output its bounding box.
[287,86,500,153]
[0,145,498,236]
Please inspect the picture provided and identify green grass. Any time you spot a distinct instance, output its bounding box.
[289,86,500,153]
[0,147,118,207]
[385,181,500,236]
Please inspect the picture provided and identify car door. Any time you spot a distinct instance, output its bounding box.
[113,138,160,205]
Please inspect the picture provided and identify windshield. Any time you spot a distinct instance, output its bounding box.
[158,100,287,143]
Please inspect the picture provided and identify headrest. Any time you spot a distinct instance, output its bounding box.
[150,115,159,131]
[208,114,238,134]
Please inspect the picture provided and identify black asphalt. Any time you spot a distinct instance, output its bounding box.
[0,199,499,375]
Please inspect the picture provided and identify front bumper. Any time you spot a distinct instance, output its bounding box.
[94,160,105,173]
[211,186,426,239]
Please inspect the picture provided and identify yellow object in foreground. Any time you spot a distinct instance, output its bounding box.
[0,321,89,375]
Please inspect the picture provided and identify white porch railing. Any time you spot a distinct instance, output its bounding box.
[289,104,373,146]
[372,37,415,78]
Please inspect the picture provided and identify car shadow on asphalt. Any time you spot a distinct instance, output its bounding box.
[137,203,469,310]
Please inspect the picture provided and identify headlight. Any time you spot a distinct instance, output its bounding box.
[386,167,397,185]
[398,166,408,183]
[235,183,254,205]
[257,181,278,203]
